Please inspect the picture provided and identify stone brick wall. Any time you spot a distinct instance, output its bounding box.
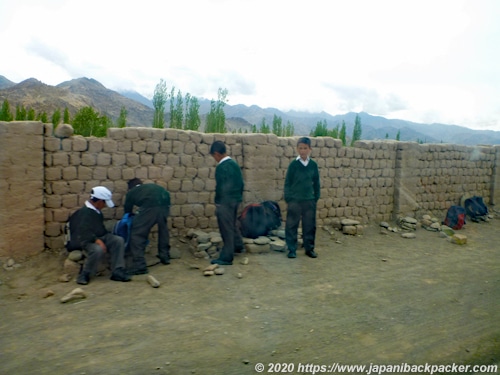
[1,121,499,259]
[0,121,45,260]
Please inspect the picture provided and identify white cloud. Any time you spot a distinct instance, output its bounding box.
[1,0,499,130]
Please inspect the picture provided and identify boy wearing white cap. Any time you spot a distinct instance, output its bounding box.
[67,186,131,284]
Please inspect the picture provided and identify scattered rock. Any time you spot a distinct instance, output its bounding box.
[2,258,19,271]
[451,234,467,245]
[401,233,416,239]
[214,268,225,275]
[210,236,223,244]
[240,257,249,265]
[197,242,212,251]
[254,236,271,245]
[379,222,390,229]
[341,219,360,226]
[203,270,215,277]
[204,264,218,272]
[170,247,181,259]
[41,289,55,298]
[270,239,286,252]
[441,225,455,237]
[147,275,160,288]
[58,274,72,282]
[60,288,87,303]
[342,225,357,235]
[237,273,243,279]
[244,243,271,254]
[67,250,83,262]
[63,258,81,277]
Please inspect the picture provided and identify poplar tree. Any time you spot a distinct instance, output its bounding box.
[117,106,127,128]
[259,117,270,134]
[63,107,71,123]
[339,120,347,145]
[27,108,35,121]
[15,104,27,120]
[205,88,227,133]
[351,114,362,146]
[0,100,13,121]
[284,121,295,136]
[52,109,61,126]
[152,79,168,128]
[272,114,283,136]
[184,96,201,131]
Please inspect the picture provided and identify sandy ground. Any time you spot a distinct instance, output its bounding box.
[1,218,499,375]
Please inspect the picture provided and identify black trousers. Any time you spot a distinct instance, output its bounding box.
[83,233,125,275]
[129,206,170,270]
[216,202,244,263]
[285,200,317,252]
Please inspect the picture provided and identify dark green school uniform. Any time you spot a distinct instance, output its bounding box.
[284,157,320,254]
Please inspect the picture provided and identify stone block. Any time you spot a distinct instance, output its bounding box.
[244,243,271,254]
[451,234,467,245]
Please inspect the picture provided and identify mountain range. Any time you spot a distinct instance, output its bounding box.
[1,75,500,146]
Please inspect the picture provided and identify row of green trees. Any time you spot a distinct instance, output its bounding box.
[0,99,124,137]
[152,79,203,131]
[309,114,363,146]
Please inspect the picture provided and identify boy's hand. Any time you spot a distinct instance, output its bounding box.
[95,239,107,252]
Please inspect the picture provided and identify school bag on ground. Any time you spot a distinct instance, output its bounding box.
[464,196,488,222]
[443,205,466,230]
[238,201,282,239]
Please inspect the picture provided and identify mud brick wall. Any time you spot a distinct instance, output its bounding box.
[394,142,497,218]
[1,121,499,259]
[0,121,45,260]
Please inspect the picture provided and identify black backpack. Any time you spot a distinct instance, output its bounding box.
[464,196,488,222]
[443,205,466,230]
[238,201,282,238]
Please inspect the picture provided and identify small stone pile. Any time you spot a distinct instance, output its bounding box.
[2,258,21,271]
[397,216,419,231]
[380,213,477,245]
[340,219,364,235]
[186,228,288,258]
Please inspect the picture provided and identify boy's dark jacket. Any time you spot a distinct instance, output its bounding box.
[284,159,320,202]
[67,206,107,250]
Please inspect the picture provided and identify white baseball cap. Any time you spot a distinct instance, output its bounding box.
[90,186,115,208]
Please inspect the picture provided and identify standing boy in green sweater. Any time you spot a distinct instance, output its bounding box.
[209,141,245,265]
[284,137,321,259]
[124,178,171,275]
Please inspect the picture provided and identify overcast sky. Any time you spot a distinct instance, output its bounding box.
[1,0,499,130]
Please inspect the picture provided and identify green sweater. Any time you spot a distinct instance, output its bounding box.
[284,159,320,203]
[124,184,171,213]
[215,158,244,204]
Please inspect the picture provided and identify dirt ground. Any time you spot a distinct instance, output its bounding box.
[1,217,499,375]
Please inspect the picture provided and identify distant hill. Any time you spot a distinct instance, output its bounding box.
[119,90,154,109]
[0,75,15,90]
[0,77,154,127]
[2,75,500,145]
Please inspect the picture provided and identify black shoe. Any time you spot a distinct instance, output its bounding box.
[111,268,132,282]
[305,250,318,258]
[287,251,297,259]
[156,255,170,265]
[234,247,245,254]
[127,267,149,275]
[77,271,90,285]
[210,259,233,265]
